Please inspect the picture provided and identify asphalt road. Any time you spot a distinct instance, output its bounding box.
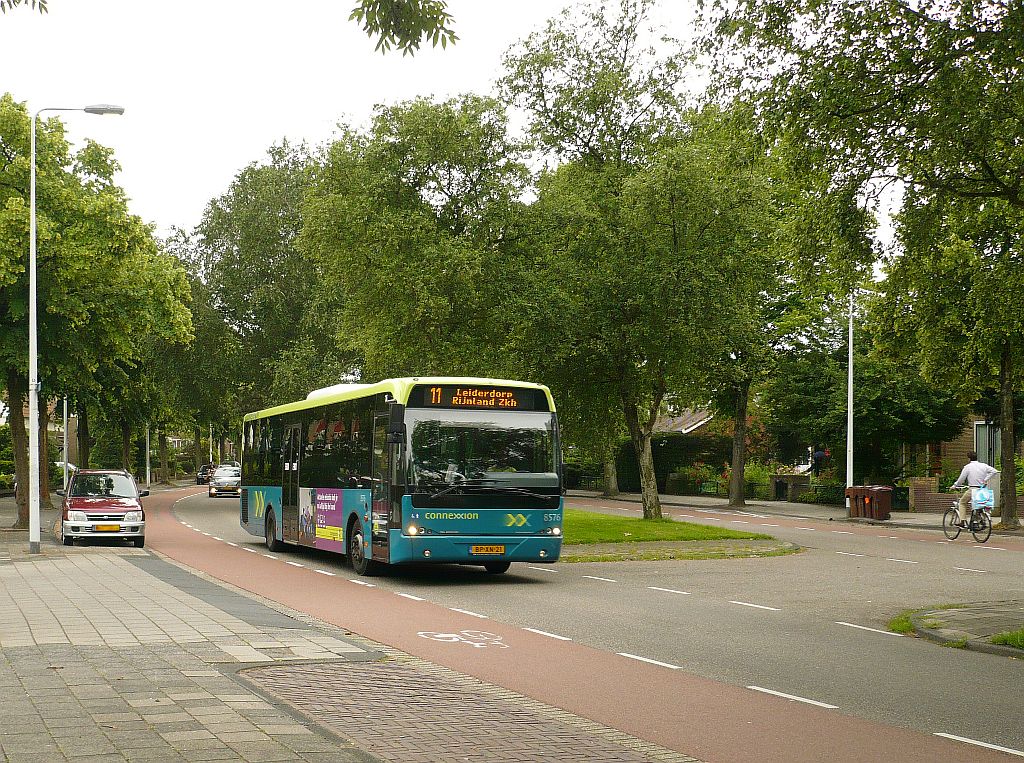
[159,489,1024,761]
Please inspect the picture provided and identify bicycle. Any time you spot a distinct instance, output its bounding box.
[942,486,992,543]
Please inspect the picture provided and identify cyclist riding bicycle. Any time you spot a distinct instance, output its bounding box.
[949,451,997,528]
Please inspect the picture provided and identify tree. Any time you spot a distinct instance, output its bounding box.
[701,0,1023,527]
[0,94,192,526]
[300,95,528,380]
[350,0,456,55]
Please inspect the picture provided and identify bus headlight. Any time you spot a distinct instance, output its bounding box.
[407,525,419,536]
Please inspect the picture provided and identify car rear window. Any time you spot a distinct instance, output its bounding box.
[70,474,138,498]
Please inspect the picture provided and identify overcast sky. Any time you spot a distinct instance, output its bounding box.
[2,0,698,239]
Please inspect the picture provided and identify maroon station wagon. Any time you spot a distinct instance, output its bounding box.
[57,469,149,548]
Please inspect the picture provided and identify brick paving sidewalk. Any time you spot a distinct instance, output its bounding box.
[0,531,703,762]
[909,601,1024,658]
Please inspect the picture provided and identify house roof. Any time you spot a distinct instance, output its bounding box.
[654,410,714,434]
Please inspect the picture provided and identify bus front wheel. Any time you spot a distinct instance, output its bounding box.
[484,561,511,574]
[348,519,382,576]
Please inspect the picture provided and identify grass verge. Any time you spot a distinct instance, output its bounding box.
[887,603,966,634]
[990,628,1024,649]
[563,508,769,544]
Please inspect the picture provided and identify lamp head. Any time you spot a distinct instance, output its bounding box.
[83,104,125,115]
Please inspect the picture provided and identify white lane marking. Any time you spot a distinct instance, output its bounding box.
[618,653,681,670]
[243,548,259,553]
[729,601,781,611]
[831,530,852,534]
[678,514,696,518]
[314,570,335,576]
[887,558,918,564]
[759,523,779,527]
[747,686,838,709]
[285,561,304,567]
[524,627,572,641]
[213,536,223,541]
[202,532,212,537]
[975,545,1005,550]
[881,535,900,539]
[703,517,722,521]
[953,566,988,573]
[696,509,716,513]
[731,520,750,524]
[182,523,192,528]
[836,621,901,636]
[527,566,558,573]
[396,593,425,601]
[795,527,817,531]
[263,554,277,559]
[225,542,238,547]
[350,579,375,587]
[450,608,488,619]
[648,587,691,595]
[582,575,617,582]
[836,551,865,557]
[934,733,1024,757]
[736,511,768,518]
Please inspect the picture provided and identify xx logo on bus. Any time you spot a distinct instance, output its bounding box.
[252,490,266,519]
[504,513,528,527]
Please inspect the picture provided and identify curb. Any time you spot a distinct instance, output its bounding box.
[909,620,1024,659]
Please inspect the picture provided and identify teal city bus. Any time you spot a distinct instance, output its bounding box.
[240,377,563,575]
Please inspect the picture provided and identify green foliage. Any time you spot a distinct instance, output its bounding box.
[349,0,456,55]
[0,0,46,13]
[990,629,1024,650]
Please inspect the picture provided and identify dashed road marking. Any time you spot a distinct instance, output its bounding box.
[729,601,780,611]
[524,627,572,641]
[831,530,852,535]
[759,523,780,527]
[396,593,425,601]
[350,579,375,587]
[618,653,681,670]
[314,569,335,576]
[225,542,238,547]
[213,536,223,541]
[934,733,1024,757]
[836,621,901,636]
[886,558,918,564]
[263,554,277,559]
[286,561,304,567]
[527,566,557,573]
[836,551,865,557]
[648,587,691,595]
[582,575,617,582]
[795,527,817,531]
[747,686,838,709]
[953,567,988,573]
[243,548,259,553]
[450,608,488,619]
[731,520,750,524]
[975,545,1005,550]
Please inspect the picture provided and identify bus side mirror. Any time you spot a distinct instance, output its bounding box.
[387,403,406,444]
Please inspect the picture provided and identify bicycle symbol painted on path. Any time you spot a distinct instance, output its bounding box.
[417,630,510,648]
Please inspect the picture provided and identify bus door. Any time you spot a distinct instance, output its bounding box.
[282,424,301,542]
[370,414,391,561]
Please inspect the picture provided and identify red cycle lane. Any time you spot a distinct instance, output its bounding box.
[145,488,1012,763]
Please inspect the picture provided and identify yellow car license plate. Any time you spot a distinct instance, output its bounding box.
[471,545,505,555]
[95,524,120,532]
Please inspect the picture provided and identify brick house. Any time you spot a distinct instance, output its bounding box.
[908,416,1022,514]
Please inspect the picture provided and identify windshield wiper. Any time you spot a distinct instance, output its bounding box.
[428,483,555,501]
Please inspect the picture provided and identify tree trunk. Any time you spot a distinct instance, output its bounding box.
[6,371,29,528]
[38,400,51,507]
[602,450,620,497]
[77,402,91,468]
[728,380,750,507]
[194,425,203,472]
[121,421,133,472]
[623,401,662,519]
[997,341,1020,529]
[158,429,170,484]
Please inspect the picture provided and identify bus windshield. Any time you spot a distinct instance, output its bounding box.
[407,410,559,491]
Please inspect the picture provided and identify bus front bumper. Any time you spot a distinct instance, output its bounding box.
[387,533,562,565]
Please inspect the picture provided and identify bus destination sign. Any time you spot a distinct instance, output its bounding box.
[422,385,536,410]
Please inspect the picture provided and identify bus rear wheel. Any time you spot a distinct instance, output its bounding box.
[348,519,382,576]
[265,512,283,553]
[484,561,511,574]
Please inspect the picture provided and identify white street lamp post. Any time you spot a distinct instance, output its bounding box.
[846,291,854,509]
[28,104,124,554]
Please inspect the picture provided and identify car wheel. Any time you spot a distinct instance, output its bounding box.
[133,537,145,548]
[484,561,511,574]
[208,490,214,498]
[347,518,382,576]
[265,512,283,552]
[62,530,73,546]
